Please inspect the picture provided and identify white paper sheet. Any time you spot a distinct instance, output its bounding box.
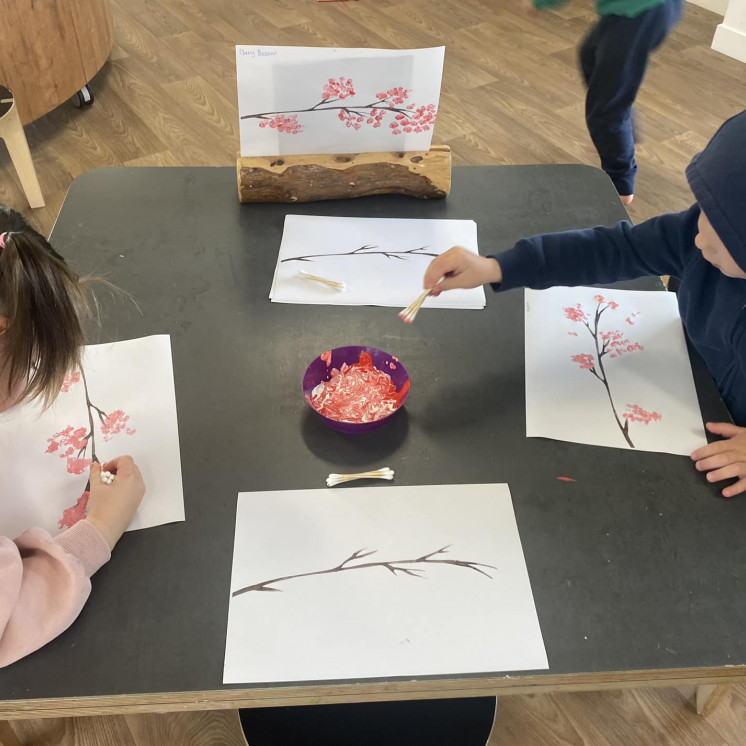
[525,287,706,455]
[270,215,486,309]
[0,335,185,538]
[236,46,444,157]
[223,484,548,684]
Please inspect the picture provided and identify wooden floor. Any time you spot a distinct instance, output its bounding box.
[3,0,746,744]
[2,0,745,238]
[7,684,746,745]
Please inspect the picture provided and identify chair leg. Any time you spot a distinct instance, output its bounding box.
[0,102,45,209]
[0,720,23,746]
[696,683,730,716]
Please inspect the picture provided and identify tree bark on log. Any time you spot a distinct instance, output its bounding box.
[237,146,451,203]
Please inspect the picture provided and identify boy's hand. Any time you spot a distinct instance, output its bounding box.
[86,457,146,549]
[424,247,503,297]
[691,422,746,498]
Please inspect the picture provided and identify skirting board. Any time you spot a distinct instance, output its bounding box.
[712,22,746,63]
[687,0,727,15]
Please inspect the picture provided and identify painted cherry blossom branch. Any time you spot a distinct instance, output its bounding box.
[281,245,438,264]
[48,369,137,528]
[589,301,633,448]
[232,545,495,597]
[566,296,660,448]
[242,101,415,120]
[241,78,436,135]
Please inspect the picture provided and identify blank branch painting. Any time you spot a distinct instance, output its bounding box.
[0,335,185,539]
[223,484,548,684]
[232,545,495,596]
[525,287,706,455]
[270,215,486,309]
[236,46,444,156]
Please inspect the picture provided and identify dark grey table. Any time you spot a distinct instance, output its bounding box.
[1,165,744,722]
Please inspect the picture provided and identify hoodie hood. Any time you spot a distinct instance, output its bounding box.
[686,109,746,273]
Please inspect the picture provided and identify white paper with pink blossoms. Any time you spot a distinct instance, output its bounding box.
[525,287,706,455]
[236,45,444,157]
[0,335,185,539]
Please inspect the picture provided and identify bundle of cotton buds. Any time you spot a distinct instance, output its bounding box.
[100,469,116,485]
[326,467,395,487]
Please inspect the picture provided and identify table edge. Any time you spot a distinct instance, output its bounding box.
[3,665,746,720]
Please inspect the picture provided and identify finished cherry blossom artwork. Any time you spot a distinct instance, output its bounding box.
[0,335,185,539]
[235,46,444,156]
[524,287,706,455]
[223,484,548,684]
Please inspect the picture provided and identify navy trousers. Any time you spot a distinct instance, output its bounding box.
[579,0,682,196]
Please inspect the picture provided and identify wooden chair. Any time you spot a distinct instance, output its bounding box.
[0,720,22,746]
[0,85,44,209]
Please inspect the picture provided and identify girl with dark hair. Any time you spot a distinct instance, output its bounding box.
[0,207,146,667]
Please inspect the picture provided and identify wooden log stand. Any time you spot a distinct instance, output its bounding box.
[237,145,451,203]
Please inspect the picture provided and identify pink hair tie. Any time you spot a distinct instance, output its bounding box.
[0,232,7,249]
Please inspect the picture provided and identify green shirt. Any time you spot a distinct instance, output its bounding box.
[534,0,667,17]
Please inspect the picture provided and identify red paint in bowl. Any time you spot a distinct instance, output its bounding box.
[302,346,410,433]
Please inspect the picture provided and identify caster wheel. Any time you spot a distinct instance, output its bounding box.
[73,85,94,108]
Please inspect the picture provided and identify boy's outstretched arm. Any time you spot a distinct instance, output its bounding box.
[424,207,698,294]
[492,207,696,292]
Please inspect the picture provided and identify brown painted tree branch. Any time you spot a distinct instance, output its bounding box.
[241,99,415,121]
[79,367,100,465]
[583,302,635,448]
[280,245,438,263]
[232,545,495,597]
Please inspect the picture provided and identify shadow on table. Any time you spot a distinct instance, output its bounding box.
[412,370,519,433]
[301,407,410,467]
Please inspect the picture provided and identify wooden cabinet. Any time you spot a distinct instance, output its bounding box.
[0,0,113,125]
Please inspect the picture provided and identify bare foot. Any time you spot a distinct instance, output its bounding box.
[620,194,634,205]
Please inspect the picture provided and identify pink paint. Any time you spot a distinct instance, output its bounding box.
[101,410,134,441]
[58,491,90,529]
[557,477,577,483]
[571,353,595,370]
[310,350,409,423]
[622,404,662,425]
[60,372,81,393]
[258,113,302,134]
[46,426,88,454]
[320,350,332,367]
[66,457,92,475]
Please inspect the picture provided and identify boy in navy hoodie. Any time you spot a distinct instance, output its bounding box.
[423,110,746,498]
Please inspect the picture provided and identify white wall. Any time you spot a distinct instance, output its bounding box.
[712,0,746,62]
[688,0,729,15]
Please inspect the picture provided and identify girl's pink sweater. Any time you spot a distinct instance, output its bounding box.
[0,519,110,667]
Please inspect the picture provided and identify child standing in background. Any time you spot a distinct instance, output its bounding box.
[0,208,145,667]
[533,0,683,203]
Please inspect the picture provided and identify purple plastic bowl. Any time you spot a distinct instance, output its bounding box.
[302,345,411,434]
